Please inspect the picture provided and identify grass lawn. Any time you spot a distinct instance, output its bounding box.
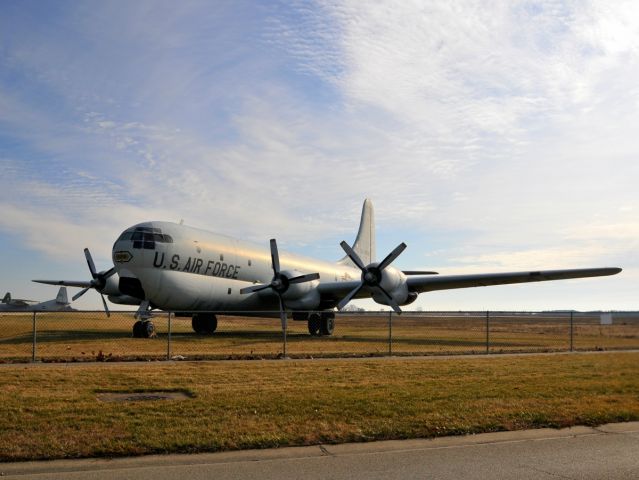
[1,352,639,461]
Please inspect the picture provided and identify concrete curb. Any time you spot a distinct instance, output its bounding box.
[2,421,639,477]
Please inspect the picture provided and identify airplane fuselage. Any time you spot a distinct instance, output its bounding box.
[113,221,361,312]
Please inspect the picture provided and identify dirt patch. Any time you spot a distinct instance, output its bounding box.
[96,390,193,402]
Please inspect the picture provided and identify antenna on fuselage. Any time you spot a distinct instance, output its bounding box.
[179,219,184,225]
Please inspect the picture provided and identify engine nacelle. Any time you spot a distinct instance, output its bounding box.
[280,270,321,310]
[369,265,411,307]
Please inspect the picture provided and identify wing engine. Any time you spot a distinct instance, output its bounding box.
[337,240,411,313]
[240,239,320,328]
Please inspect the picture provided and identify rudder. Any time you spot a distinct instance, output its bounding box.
[338,198,376,266]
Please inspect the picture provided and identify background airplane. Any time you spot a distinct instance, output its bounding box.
[0,287,75,312]
[97,199,620,338]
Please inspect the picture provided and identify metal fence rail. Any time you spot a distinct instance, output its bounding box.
[0,310,637,363]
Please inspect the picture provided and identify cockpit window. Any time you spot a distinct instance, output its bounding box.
[118,227,173,249]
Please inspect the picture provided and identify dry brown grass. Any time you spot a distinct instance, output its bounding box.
[1,312,638,362]
[1,352,639,461]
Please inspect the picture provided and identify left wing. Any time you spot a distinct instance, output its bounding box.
[316,267,621,307]
[405,267,621,293]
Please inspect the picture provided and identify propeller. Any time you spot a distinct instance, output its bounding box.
[338,240,407,314]
[71,248,116,317]
[240,239,320,329]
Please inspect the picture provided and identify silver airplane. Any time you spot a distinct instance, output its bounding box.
[0,287,74,312]
[101,199,620,338]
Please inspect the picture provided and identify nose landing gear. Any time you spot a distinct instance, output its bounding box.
[132,300,155,338]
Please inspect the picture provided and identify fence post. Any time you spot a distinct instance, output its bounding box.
[388,311,393,356]
[32,311,37,362]
[485,310,490,354]
[282,313,288,359]
[167,312,172,360]
[570,311,574,352]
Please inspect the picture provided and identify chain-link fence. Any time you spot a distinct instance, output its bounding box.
[0,310,637,363]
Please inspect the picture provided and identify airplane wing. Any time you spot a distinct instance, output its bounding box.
[405,267,622,293]
[316,267,621,306]
[32,280,93,288]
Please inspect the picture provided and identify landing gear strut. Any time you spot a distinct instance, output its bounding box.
[192,313,218,334]
[307,312,335,336]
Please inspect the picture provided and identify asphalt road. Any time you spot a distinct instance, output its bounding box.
[2,422,639,479]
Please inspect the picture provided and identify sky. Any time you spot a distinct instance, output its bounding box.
[0,0,637,311]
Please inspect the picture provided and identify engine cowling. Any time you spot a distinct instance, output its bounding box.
[369,265,410,307]
[277,269,321,310]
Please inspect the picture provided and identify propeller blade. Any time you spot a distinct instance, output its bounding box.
[102,267,116,279]
[84,248,98,279]
[100,293,111,317]
[240,284,272,294]
[402,271,438,275]
[72,287,90,301]
[340,241,366,270]
[337,283,364,310]
[378,242,407,271]
[376,285,402,314]
[270,239,280,275]
[288,272,320,284]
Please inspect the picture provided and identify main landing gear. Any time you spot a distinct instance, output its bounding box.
[132,300,155,338]
[307,312,335,336]
[192,313,218,334]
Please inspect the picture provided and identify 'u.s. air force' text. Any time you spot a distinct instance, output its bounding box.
[153,252,240,279]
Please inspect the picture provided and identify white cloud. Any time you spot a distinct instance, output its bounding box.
[1,1,638,309]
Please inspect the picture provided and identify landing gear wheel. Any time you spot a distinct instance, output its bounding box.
[133,320,155,338]
[320,312,335,336]
[133,320,143,338]
[142,321,155,338]
[308,313,321,336]
[192,314,218,334]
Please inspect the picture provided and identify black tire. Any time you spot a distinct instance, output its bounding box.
[191,315,203,334]
[319,312,335,336]
[192,314,217,334]
[133,320,143,338]
[142,321,155,338]
[308,314,321,336]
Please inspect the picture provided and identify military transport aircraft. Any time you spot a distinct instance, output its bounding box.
[0,287,74,312]
[35,199,621,338]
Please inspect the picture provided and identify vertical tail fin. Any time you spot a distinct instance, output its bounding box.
[338,198,376,266]
[55,287,68,305]
[2,293,10,304]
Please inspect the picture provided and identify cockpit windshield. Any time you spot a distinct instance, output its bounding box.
[117,227,173,250]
